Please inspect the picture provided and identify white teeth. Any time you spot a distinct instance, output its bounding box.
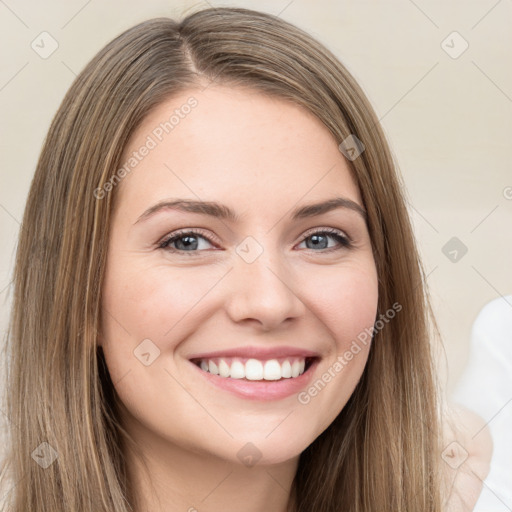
[230,360,245,379]
[218,359,230,378]
[281,360,292,378]
[196,356,309,380]
[245,359,263,380]
[291,360,301,378]
[208,360,219,375]
[263,359,282,380]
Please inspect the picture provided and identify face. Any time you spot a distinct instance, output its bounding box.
[99,85,379,467]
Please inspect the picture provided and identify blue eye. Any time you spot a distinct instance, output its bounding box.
[159,228,351,255]
[159,230,214,253]
[297,228,351,252]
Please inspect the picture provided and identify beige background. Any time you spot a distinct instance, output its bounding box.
[0,0,511,462]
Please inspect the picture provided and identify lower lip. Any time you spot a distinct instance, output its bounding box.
[189,358,320,401]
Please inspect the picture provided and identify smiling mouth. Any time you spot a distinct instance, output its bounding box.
[190,356,318,381]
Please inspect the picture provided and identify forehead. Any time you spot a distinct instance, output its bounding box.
[116,85,362,213]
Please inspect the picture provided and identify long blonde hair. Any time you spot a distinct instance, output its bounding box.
[1,7,443,511]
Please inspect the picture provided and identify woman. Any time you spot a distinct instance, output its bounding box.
[0,6,490,511]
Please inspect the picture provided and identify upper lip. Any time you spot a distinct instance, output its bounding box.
[187,345,320,361]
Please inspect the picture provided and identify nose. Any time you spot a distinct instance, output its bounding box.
[224,244,306,331]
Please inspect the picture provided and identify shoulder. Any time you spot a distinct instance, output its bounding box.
[442,403,493,511]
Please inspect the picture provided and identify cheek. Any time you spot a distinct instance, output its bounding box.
[99,265,219,435]
[307,261,379,348]
[99,261,231,384]
[102,264,214,338]
[294,262,378,432]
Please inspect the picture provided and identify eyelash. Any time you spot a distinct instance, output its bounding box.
[158,227,352,255]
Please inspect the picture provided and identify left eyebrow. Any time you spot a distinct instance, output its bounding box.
[292,197,367,222]
[134,196,367,225]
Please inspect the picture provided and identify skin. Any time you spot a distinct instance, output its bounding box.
[98,84,491,511]
[99,85,379,511]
